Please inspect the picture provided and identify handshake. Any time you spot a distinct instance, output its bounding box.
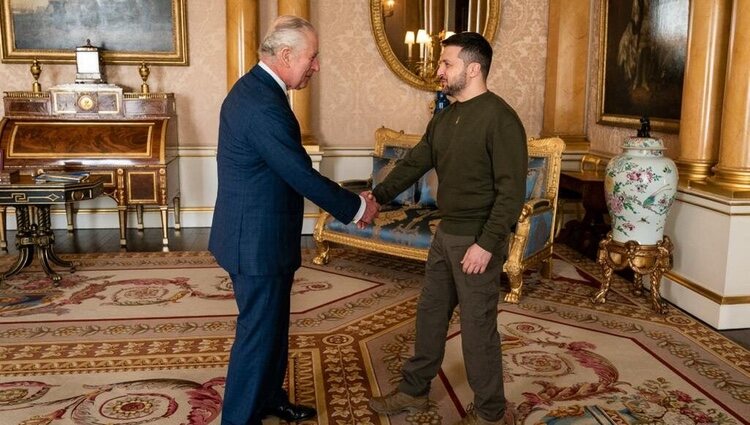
[357,190,381,229]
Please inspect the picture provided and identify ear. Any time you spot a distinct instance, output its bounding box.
[279,46,293,67]
[467,62,482,78]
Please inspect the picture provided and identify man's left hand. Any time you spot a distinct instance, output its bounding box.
[460,243,492,274]
[357,191,380,229]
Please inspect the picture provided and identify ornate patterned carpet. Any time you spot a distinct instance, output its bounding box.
[0,246,747,425]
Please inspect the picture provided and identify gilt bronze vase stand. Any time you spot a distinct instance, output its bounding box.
[592,232,674,314]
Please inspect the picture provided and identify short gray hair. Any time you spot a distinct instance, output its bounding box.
[259,15,315,56]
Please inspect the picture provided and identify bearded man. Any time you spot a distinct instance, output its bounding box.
[367,32,527,425]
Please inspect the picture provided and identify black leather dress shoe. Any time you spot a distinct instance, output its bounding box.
[262,401,317,422]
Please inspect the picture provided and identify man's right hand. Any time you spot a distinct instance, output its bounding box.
[357,191,380,229]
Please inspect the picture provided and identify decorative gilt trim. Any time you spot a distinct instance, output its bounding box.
[35,206,209,215]
[675,190,750,212]
[665,270,750,305]
[557,136,590,152]
[674,158,715,186]
[7,121,155,158]
[123,92,172,100]
[317,225,429,262]
[369,0,501,92]
[374,127,422,156]
[126,171,159,204]
[579,152,612,173]
[691,167,750,198]
[0,0,189,65]
[3,91,50,98]
[689,183,750,199]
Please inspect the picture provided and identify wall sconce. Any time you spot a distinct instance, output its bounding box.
[404,31,415,59]
[416,29,430,59]
[383,0,395,18]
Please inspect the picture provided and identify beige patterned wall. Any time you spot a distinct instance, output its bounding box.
[313,0,549,148]
[0,0,547,150]
[0,0,226,149]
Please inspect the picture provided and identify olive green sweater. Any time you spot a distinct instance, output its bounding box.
[372,91,528,255]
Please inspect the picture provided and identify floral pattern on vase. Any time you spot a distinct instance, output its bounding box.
[604,136,678,245]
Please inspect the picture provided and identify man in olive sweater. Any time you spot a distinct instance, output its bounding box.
[368,33,527,425]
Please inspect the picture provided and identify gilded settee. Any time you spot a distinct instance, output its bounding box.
[313,127,565,303]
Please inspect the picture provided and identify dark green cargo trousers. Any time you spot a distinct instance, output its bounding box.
[397,227,507,421]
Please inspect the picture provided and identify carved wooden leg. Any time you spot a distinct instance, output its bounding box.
[631,274,645,297]
[136,205,144,231]
[65,202,76,233]
[540,257,553,279]
[118,205,128,247]
[592,265,613,304]
[649,270,668,314]
[35,205,63,284]
[503,264,524,304]
[160,206,169,252]
[39,249,62,283]
[173,196,181,231]
[1,206,34,282]
[312,240,330,265]
[0,206,6,251]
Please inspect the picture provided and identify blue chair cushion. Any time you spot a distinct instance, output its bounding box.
[527,157,548,199]
[372,156,417,206]
[525,168,540,200]
[381,146,411,159]
[417,168,438,207]
[327,204,440,249]
[522,209,554,259]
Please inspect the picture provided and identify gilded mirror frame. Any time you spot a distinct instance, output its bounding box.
[370,0,501,91]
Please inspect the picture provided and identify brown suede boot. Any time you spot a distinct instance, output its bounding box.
[368,389,430,415]
[453,404,518,425]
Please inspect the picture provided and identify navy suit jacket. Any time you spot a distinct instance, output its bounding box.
[209,65,360,276]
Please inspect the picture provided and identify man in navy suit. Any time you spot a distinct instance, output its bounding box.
[209,15,379,425]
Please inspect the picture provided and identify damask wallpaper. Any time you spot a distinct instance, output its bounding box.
[0,0,548,150]
[313,0,549,148]
[0,0,652,157]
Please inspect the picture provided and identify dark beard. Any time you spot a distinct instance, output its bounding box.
[441,71,467,97]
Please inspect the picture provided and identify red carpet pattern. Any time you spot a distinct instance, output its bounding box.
[0,247,747,424]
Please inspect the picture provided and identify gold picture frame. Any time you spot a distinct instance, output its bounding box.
[597,0,688,133]
[0,0,188,65]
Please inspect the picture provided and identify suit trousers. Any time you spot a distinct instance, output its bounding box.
[397,227,507,421]
[221,272,294,425]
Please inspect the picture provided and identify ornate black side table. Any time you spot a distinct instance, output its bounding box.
[0,176,103,283]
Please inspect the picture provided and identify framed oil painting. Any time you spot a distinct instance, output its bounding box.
[0,0,188,65]
[597,0,689,133]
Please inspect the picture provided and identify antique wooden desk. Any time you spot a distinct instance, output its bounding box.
[0,176,103,283]
[555,170,610,259]
[0,85,180,250]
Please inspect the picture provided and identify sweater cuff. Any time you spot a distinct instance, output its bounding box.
[476,233,507,256]
[372,187,388,206]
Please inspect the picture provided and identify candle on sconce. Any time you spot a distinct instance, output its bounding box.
[428,0,433,33]
[416,29,430,60]
[404,31,415,58]
[441,31,455,54]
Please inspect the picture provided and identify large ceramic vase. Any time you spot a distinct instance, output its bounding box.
[604,136,678,245]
